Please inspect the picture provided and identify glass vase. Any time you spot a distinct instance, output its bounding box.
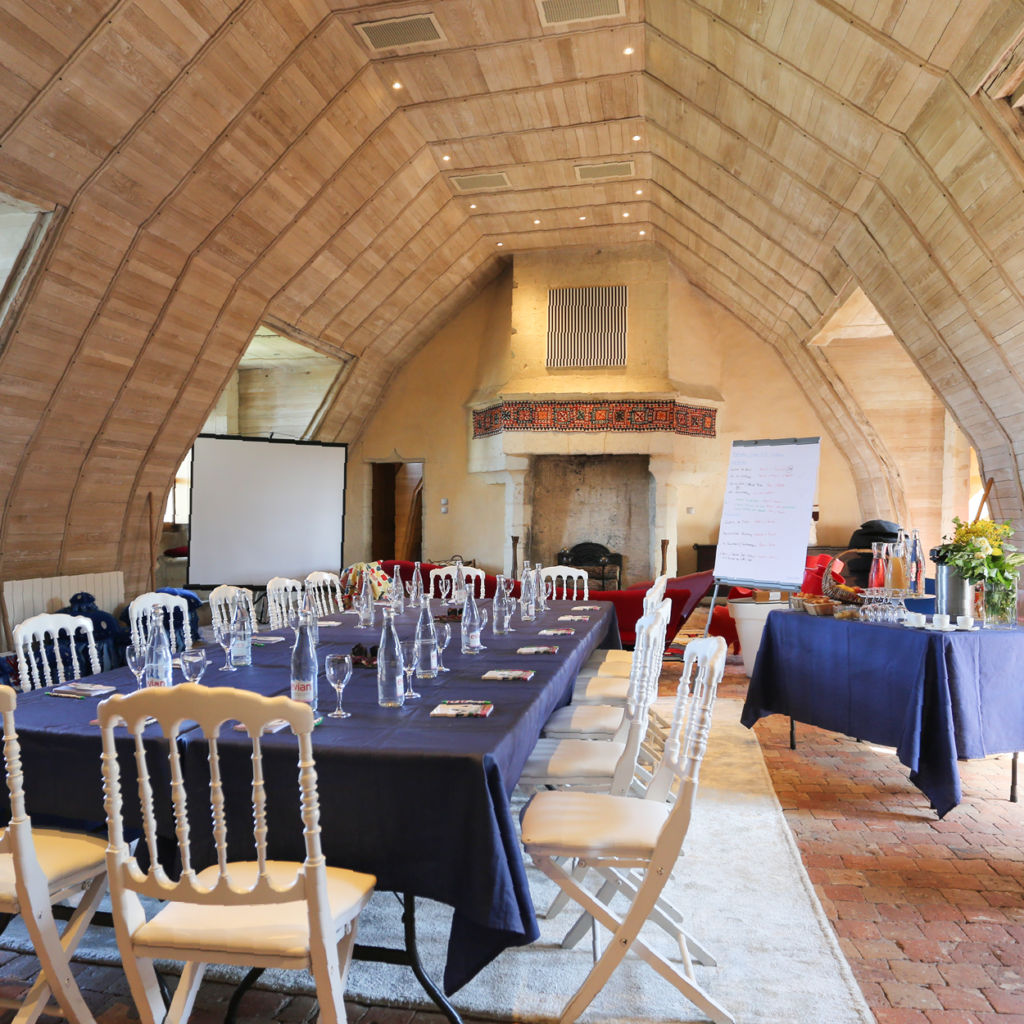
[982,578,1019,629]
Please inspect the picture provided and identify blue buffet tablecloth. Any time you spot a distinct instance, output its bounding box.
[741,610,1024,818]
[2,600,618,994]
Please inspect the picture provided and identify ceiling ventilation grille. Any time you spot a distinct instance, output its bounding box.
[536,0,623,26]
[355,14,444,50]
[450,171,512,191]
[574,160,635,181]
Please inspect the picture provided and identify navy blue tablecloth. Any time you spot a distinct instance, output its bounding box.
[741,610,1024,817]
[3,600,618,994]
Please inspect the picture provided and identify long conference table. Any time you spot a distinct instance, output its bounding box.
[2,600,618,1019]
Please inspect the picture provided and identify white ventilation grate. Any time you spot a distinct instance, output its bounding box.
[536,0,623,26]
[450,171,512,191]
[574,160,635,181]
[355,14,445,50]
[547,286,627,368]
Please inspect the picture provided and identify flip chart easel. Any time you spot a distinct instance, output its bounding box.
[703,437,821,637]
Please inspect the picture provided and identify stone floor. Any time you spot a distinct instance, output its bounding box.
[3,658,1023,1024]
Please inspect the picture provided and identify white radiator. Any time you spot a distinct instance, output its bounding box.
[1,571,125,650]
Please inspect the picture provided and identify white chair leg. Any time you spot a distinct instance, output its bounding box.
[110,887,167,1024]
[165,962,205,1024]
[545,859,589,920]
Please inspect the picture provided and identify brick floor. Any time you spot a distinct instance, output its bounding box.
[4,656,1023,1024]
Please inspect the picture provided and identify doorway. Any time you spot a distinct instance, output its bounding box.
[371,462,423,562]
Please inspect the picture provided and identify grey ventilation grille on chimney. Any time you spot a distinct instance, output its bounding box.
[574,160,635,181]
[547,285,627,368]
[355,14,445,50]
[450,171,512,191]
[536,0,623,26]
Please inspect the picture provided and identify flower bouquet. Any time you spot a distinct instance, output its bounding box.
[932,518,1023,628]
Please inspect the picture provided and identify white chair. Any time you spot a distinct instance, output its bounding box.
[98,683,376,1024]
[0,685,109,1024]
[521,636,732,1024]
[266,577,303,630]
[13,613,101,690]
[208,586,257,635]
[585,575,669,671]
[305,572,343,616]
[128,593,192,654]
[429,565,485,599]
[540,566,589,601]
[519,602,669,796]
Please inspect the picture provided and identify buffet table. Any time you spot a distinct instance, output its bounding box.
[3,601,619,1003]
[741,610,1024,817]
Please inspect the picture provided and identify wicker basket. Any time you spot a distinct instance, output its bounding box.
[821,549,869,606]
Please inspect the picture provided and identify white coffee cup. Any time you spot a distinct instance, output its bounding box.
[932,613,950,629]
[908,612,926,628]
[957,615,974,629]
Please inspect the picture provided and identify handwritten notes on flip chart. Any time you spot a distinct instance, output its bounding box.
[712,439,821,588]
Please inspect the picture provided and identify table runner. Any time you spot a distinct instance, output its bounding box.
[3,600,618,993]
[741,610,1024,817]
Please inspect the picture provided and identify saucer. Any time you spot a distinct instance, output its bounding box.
[955,624,980,631]
[925,623,956,632]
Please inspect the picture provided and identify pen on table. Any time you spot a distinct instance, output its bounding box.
[46,691,85,700]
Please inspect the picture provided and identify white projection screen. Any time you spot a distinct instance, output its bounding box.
[188,435,347,588]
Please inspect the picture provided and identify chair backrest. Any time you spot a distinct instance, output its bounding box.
[642,574,670,614]
[429,566,484,598]
[305,572,342,616]
[266,577,303,629]
[128,593,192,655]
[12,613,101,690]
[99,683,325,906]
[609,599,672,795]
[539,566,589,601]
[208,586,257,634]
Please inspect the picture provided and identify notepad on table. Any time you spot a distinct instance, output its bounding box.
[54,682,115,696]
[517,646,558,655]
[573,606,602,611]
[482,669,535,681]
[539,628,574,636]
[431,701,493,718]
[558,615,590,621]
[251,635,286,644]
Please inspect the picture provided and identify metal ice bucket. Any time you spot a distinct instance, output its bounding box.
[934,563,974,619]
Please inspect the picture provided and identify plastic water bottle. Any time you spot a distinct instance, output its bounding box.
[290,610,318,714]
[144,606,173,687]
[390,565,405,615]
[414,596,438,679]
[229,596,252,668]
[377,608,405,707]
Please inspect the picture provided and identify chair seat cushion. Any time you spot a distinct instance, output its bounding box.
[572,675,630,705]
[543,704,625,738]
[586,649,633,667]
[577,661,632,679]
[520,738,625,783]
[133,861,375,960]
[0,828,107,903]
[521,791,669,858]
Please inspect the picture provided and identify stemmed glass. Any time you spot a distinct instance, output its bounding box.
[325,654,352,718]
[399,641,420,699]
[126,644,146,689]
[213,620,235,672]
[435,622,452,672]
[286,605,301,638]
[181,648,208,685]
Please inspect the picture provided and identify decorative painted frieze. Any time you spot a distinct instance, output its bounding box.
[472,400,716,439]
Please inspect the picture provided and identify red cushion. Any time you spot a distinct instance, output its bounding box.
[709,605,740,652]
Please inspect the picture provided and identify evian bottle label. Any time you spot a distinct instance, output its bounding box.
[469,629,481,648]
[291,679,314,703]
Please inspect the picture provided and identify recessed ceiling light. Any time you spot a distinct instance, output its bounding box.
[579,216,586,220]
[623,47,634,54]
[635,189,643,195]
[623,212,629,217]
[470,204,476,209]
[392,82,402,89]
[639,230,646,235]
[632,135,641,141]
[497,242,503,246]
[442,155,450,161]
[534,219,540,224]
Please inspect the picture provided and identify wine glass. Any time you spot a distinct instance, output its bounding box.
[180,648,208,685]
[213,620,235,672]
[325,654,352,718]
[503,598,517,632]
[286,604,301,637]
[436,622,451,672]
[400,641,420,699]
[126,644,146,689]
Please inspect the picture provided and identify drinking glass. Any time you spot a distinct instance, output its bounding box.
[180,648,207,685]
[126,644,146,689]
[436,622,452,672]
[503,598,517,632]
[286,605,301,637]
[325,654,352,718]
[400,640,420,699]
[213,621,235,672]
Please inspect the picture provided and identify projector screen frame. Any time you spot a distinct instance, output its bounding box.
[186,433,348,590]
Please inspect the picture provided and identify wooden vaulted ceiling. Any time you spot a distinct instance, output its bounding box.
[1,0,1024,590]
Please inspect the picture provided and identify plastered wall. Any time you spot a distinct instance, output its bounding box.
[346,251,867,575]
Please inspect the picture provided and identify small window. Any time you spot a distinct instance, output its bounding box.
[0,193,51,335]
[546,285,627,368]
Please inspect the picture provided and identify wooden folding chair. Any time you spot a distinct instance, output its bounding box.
[0,685,108,1024]
[99,683,376,1024]
[521,637,732,1024]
